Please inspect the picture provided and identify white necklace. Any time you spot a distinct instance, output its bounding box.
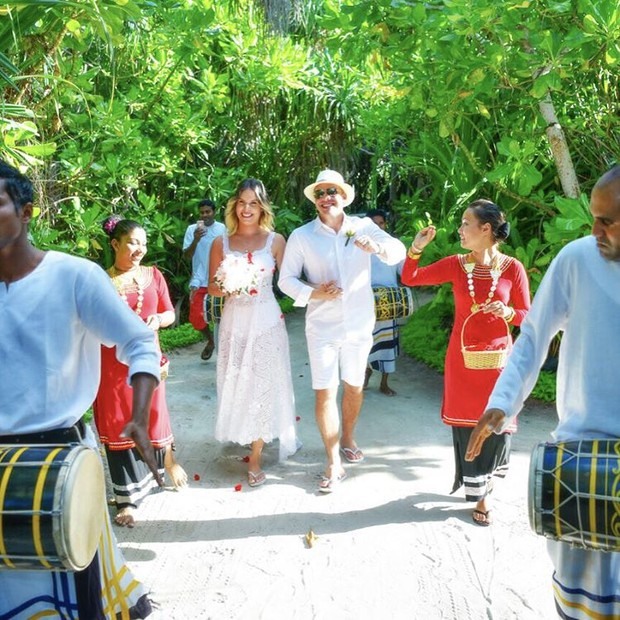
[110,266,145,316]
[464,257,502,313]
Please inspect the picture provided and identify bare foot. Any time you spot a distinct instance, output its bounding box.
[380,384,397,396]
[165,446,188,489]
[363,367,372,389]
[380,374,396,396]
[115,507,135,528]
[166,461,188,489]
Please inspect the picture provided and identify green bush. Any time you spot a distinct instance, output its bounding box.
[160,323,204,352]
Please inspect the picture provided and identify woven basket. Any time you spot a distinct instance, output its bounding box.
[461,311,512,370]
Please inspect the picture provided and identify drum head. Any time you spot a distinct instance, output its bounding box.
[55,446,106,571]
[527,442,545,536]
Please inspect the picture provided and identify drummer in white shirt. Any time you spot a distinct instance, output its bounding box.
[279,169,406,492]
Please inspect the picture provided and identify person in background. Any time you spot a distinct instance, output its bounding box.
[183,198,226,360]
[466,166,620,618]
[208,178,299,487]
[401,200,530,526]
[0,160,160,618]
[364,208,405,396]
[94,216,187,528]
[278,169,406,492]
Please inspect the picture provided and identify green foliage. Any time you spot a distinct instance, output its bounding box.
[400,296,451,373]
[0,0,617,393]
[159,323,203,353]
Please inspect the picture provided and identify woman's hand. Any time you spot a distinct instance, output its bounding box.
[412,225,436,252]
[146,314,161,330]
[481,301,509,318]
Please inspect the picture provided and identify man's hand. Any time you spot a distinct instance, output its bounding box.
[312,281,342,300]
[354,235,381,254]
[121,419,164,487]
[465,408,507,461]
[126,372,164,486]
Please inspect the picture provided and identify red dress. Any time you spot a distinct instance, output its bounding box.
[401,254,531,429]
[94,265,174,450]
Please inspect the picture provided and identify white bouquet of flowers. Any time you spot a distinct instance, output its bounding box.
[214,254,261,296]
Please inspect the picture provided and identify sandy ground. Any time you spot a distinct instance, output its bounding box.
[113,310,560,620]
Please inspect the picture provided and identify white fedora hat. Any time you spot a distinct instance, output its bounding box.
[303,169,355,207]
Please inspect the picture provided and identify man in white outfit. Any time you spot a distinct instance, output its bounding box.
[0,159,162,617]
[183,198,225,360]
[279,170,406,492]
[466,165,620,619]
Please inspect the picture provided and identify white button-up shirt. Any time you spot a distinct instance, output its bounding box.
[279,215,406,341]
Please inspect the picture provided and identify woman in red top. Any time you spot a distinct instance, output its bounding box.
[401,200,530,526]
[94,217,187,527]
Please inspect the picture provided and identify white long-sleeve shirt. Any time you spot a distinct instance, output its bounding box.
[488,235,620,441]
[0,251,160,435]
[183,221,226,288]
[278,215,406,341]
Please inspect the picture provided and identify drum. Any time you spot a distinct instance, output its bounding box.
[0,444,106,570]
[528,440,620,551]
[204,294,225,324]
[373,287,414,321]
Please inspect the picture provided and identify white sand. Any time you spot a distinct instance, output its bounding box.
[114,310,559,620]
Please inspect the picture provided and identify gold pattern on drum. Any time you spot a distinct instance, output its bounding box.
[530,439,620,552]
[0,444,106,570]
[373,287,414,321]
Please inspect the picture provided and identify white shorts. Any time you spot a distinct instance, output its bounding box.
[307,336,373,390]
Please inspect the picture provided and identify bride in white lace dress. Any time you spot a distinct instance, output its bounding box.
[208,179,299,487]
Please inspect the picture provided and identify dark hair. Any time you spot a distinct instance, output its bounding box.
[0,160,34,211]
[102,215,142,242]
[198,198,216,210]
[366,208,388,221]
[467,199,510,242]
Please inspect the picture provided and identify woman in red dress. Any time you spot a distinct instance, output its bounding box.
[401,200,530,526]
[94,217,187,527]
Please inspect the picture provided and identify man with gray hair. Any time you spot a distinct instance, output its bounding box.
[279,170,406,492]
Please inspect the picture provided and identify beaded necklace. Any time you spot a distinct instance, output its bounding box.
[109,265,145,317]
[463,256,502,313]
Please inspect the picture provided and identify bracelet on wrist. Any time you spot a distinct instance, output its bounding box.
[407,248,422,260]
[505,308,516,323]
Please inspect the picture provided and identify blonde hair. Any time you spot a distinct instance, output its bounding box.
[224,178,274,234]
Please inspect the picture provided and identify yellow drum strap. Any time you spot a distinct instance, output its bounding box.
[554,445,564,539]
[32,448,63,568]
[0,447,29,568]
[588,441,599,547]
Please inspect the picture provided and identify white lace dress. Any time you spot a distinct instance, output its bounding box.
[215,232,299,460]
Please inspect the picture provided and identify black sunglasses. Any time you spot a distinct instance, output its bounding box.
[313,187,340,199]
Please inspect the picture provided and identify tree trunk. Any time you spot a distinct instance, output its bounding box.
[539,93,580,198]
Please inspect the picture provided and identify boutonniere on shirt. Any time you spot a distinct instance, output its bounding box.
[345,229,356,246]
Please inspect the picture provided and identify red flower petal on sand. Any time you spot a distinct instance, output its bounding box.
[193,474,200,481]
[234,484,242,492]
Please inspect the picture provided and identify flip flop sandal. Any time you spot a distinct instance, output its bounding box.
[318,471,347,494]
[472,509,493,527]
[340,447,365,463]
